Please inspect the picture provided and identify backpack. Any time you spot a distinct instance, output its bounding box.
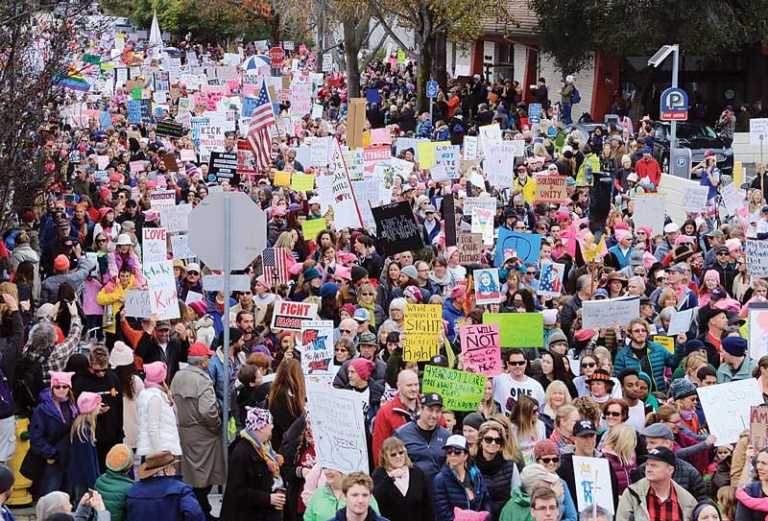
[13,352,45,417]
[571,87,581,104]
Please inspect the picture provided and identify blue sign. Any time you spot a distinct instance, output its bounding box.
[495,229,542,267]
[366,88,380,105]
[546,126,557,138]
[127,100,141,124]
[660,87,688,121]
[426,80,439,98]
[528,103,543,124]
[242,96,258,117]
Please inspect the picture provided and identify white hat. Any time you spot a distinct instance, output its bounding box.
[663,223,680,234]
[542,309,558,326]
[309,196,320,205]
[186,262,201,274]
[443,434,468,451]
[35,302,56,320]
[109,341,134,369]
[627,172,639,182]
[116,234,133,246]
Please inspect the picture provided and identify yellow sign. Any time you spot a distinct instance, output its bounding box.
[653,335,675,354]
[274,171,291,186]
[733,160,744,187]
[291,173,315,192]
[301,218,326,239]
[403,304,442,361]
[416,141,450,169]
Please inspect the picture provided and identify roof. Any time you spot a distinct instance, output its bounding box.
[480,0,538,37]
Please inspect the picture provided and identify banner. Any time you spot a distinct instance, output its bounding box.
[403,304,442,361]
[142,227,167,264]
[271,300,318,332]
[751,406,768,451]
[421,365,486,411]
[581,297,640,329]
[306,382,369,473]
[142,261,180,320]
[459,324,502,376]
[474,268,502,305]
[300,320,334,375]
[483,312,544,348]
[697,378,763,444]
[372,201,424,257]
[572,456,614,514]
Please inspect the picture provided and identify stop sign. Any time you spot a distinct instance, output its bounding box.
[269,47,285,67]
[187,191,267,271]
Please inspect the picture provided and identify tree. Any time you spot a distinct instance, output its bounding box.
[0,0,96,229]
[371,0,515,112]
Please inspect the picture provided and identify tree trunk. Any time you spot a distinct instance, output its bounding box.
[417,33,433,113]
[431,31,447,87]
[344,19,361,98]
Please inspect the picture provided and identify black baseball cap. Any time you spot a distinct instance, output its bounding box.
[646,446,676,467]
[421,393,443,407]
[572,420,597,437]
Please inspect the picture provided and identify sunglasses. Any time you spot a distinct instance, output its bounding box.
[389,450,405,457]
[482,436,502,445]
[339,328,354,334]
[446,448,466,456]
[52,385,70,390]
[604,411,623,417]
[538,457,559,464]
[581,362,596,368]
[508,360,526,366]
[187,271,200,275]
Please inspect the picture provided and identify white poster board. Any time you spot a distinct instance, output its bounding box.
[142,260,180,320]
[581,297,640,329]
[682,185,710,212]
[667,308,695,336]
[747,240,768,277]
[631,193,666,236]
[749,304,768,361]
[160,204,192,233]
[299,320,335,375]
[572,456,614,514]
[123,289,152,318]
[751,118,768,146]
[697,378,763,444]
[142,227,167,264]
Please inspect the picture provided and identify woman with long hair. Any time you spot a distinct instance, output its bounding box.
[372,437,433,521]
[510,395,546,464]
[376,261,401,312]
[572,353,600,397]
[433,435,492,521]
[268,358,306,450]
[356,282,385,328]
[735,447,768,520]
[475,422,521,520]
[541,381,572,435]
[548,403,580,454]
[535,351,578,399]
[68,392,102,499]
[601,423,637,500]
[477,379,500,419]
[93,207,121,244]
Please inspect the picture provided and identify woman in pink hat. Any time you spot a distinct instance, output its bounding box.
[136,362,181,459]
[68,391,103,499]
[28,371,78,496]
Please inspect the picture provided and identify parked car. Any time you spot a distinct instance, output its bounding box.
[650,121,733,176]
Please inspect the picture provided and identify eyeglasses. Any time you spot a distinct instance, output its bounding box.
[533,505,559,513]
[52,385,70,390]
[604,411,623,417]
[538,457,559,464]
[581,362,596,368]
[96,238,106,243]
[361,292,374,296]
[389,450,405,457]
[508,360,526,366]
[187,271,200,276]
[482,436,502,445]
[335,348,348,353]
[445,448,466,456]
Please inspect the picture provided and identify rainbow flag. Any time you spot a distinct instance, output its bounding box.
[54,72,90,92]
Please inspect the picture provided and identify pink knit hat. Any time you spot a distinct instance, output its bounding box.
[349,358,375,381]
[77,392,102,414]
[144,362,167,385]
[49,371,74,388]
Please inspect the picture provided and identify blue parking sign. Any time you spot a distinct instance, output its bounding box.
[426,80,439,98]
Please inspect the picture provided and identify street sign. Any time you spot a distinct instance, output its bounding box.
[269,47,285,67]
[426,80,439,98]
[529,103,543,124]
[660,87,688,121]
[187,191,267,271]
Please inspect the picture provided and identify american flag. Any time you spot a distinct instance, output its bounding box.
[246,79,276,173]
[262,247,291,285]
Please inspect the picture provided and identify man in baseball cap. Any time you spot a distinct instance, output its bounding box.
[393,392,451,481]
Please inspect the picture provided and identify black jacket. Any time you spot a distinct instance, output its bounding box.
[558,452,620,511]
[372,465,433,521]
[0,310,23,386]
[135,334,189,383]
[474,452,519,520]
[219,436,282,521]
[72,369,124,464]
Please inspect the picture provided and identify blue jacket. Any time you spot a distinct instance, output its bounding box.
[68,425,101,490]
[126,476,205,521]
[607,245,631,269]
[442,299,464,343]
[394,422,450,482]
[29,389,77,465]
[330,507,390,521]
[613,341,678,393]
[432,464,492,521]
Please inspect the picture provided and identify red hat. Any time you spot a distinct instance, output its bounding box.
[574,328,596,342]
[349,358,375,381]
[188,301,207,317]
[53,254,70,273]
[188,342,214,357]
[98,207,114,219]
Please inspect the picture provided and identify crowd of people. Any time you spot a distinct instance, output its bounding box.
[0,23,766,521]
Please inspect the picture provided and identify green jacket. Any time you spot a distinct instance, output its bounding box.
[94,469,134,521]
[303,484,380,521]
[576,153,600,186]
[716,357,757,383]
[499,486,533,521]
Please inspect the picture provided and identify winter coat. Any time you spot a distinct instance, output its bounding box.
[29,389,77,467]
[219,435,282,521]
[371,394,417,466]
[133,332,189,383]
[612,340,678,393]
[73,370,124,458]
[333,358,387,391]
[329,507,390,521]
[735,480,768,521]
[170,364,225,488]
[125,476,205,521]
[616,477,696,521]
[303,483,381,521]
[394,422,450,482]
[96,275,136,333]
[68,425,101,490]
[207,348,246,407]
[94,469,134,521]
[371,465,432,521]
[499,486,533,521]
[432,464,492,521]
[630,457,708,500]
[40,255,95,303]
[136,386,182,457]
[474,453,521,520]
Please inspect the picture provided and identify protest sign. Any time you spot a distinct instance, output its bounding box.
[478,124,502,156]
[471,207,494,245]
[653,335,675,354]
[537,262,565,298]
[403,304,442,361]
[474,268,502,305]
[483,313,544,348]
[291,173,315,192]
[572,456,614,514]
[369,127,391,145]
[310,136,333,167]
[271,300,319,332]
[142,227,167,264]
[156,120,185,137]
[463,196,496,221]
[747,240,768,277]
[495,229,541,267]
[300,320,334,375]
[484,142,516,186]
[422,365,486,411]
[457,233,483,264]
[682,185,710,212]
[306,382,369,473]
[344,149,365,181]
[751,406,768,451]
[180,148,197,162]
[170,234,195,260]
[142,261,180,320]
[459,324,502,376]
[123,289,151,318]
[582,297,640,329]
[631,193,666,236]
[328,139,364,229]
[301,218,326,239]
[372,201,424,257]
[434,143,459,179]
[667,308,695,336]
[150,190,176,210]
[697,378,763,444]
[463,136,478,159]
[534,173,568,204]
[274,171,291,186]
[162,153,179,173]
[721,182,746,216]
[129,160,146,174]
[159,204,192,233]
[289,78,312,117]
[749,304,768,360]
[208,151,238,181]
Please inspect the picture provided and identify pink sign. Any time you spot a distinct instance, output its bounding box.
[459,324,502,376]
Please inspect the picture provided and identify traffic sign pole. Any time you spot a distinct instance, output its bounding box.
[670,44,680,159]
[221,194,231,459]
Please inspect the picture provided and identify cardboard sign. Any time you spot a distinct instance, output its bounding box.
[347,99,367,149]
[300,320,334,375]
[482,312,544,348]
[474,268,502,305]
[572,456,614,514]
[403,304,442,361]
[421,365,486,411]
[747,240,768,277]
[208,151,238,181]
[372,201,424,257]
[534,173,568,204]
[156,120,186,137]
[697,378,763,444]
[631,193,666,236]
[459,324,502,376]
[142,261,180,320]
[495,229,541,267]
[142,227,167,264]
[751,406,768,451]
[457,233,483,264]
[271,300,319,332]
[582,296,640,329]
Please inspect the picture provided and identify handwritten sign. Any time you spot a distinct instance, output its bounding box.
[697,378,763,444]
[300,320,334,375]
[572,456,614,514]
[581,297,640,329]
[123,289,151,318]
[682,185,710,212]
[159,204,192,233]
[271,300,318,332]
[301,218,326,239]
[751,406,768,451]
[421,365,486,411]
[482,312,544,348]
[403,304,442,362]
[150,190,177,210]
[534,173,568,204]
[667,308,695,336]
[170,234,195,260]
[372,201,424,257]
[632,193,666,236]
[495,229,541,267]
[457,233,483,264]
[142,227,167,264]
[142,261,180,320]
[653,335,675,354]
[747,240,768,277]
[459,324,502,376]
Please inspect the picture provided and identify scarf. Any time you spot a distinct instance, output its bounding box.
[241,429,283,478]
[358,300,377,327]
[387,466,410,496]
[474,451,504,476]
[736,487,768,520]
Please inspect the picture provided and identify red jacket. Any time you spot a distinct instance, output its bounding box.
[635,157,662,189]
[371,394,416,466]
